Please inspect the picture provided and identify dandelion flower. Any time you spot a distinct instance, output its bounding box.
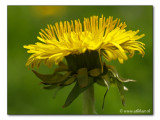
[24,15,145,113]
[24,15,145,69]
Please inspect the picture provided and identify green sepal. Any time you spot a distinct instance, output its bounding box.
[32,70,71,85]
[60,75,76,86]
[117,76,136,83]
[43,85,58,90]
[97,64,135,107]
[65,51,102,72]
[103,66,126,106]
[43,85,64,99]
[96,72,111,87]
[102,63,108,75]
[89,68,101,77]
[101,74,111,86]
[100,74,111,110]
[95,77,106,86]
[115,79,125,106]
[63,77,94,108]
[105,64,136,83]
[96,80,104,86]
[95,63,110,87]
[77,68,89,88]
[54,62,68,74]
[102,86,109,110]
[52,86,64,99]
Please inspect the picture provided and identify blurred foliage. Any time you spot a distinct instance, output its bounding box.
[7,6,153,114]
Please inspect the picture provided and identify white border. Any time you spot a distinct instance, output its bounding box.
[1,0,159,120]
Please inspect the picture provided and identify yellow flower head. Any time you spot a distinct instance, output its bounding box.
[24,15,145,68]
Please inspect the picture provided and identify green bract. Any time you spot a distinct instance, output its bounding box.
[32,51,135,109]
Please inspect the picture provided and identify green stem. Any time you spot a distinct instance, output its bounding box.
[82,85,96,114]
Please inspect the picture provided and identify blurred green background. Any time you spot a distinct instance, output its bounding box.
[7,6,153,115]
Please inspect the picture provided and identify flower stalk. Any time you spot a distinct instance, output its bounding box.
[83,85,96,114]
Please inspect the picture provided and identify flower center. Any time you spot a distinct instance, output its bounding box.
[65,50,102,72]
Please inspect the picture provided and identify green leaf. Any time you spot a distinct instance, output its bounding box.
[77,68,89,88]
[32,70,71,84]
[89,68,101,77]
[63,77,94,108]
